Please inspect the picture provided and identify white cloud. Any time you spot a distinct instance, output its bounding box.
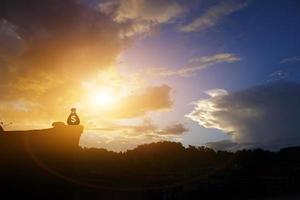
[190,53,242,64]
[180,0,249,32]
[205,89,228,97]
[280,56,300,64]
[99,0,186,37]
[149,53,242,77]
[186,81,300,150]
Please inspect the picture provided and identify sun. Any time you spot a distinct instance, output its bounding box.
[90,88,117,107]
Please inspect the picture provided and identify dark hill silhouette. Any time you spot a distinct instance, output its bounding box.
[1,126,300,199]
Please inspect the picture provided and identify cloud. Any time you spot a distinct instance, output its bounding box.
[81,118,188,151]
[205,140,238,151]
[180,0,249,32]
[148,53,241,77]
[0,19,25,58]
[0,0,122,73]
[90,118,188,136]
[99,0,186,37]
[187,81,300,150]
[0,0,127,124]
[160,123,188,135]
[124,119,188,136]
[267,70,291,82]
[0,0,123,103]
[0,0,179,128]
[99,85,173,119]
[205,139,300,151]
[204,89,228,97]
[280,56,300,64]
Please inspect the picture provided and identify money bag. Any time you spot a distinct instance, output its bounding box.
[67,108,80,125]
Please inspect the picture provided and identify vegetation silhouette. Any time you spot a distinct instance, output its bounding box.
[1,125,300,199]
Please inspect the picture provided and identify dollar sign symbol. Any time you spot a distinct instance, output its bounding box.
[71,115,77,123]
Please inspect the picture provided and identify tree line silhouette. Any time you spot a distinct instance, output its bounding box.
[1,135,300,199]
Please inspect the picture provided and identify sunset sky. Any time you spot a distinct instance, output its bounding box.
[1,0,300,151]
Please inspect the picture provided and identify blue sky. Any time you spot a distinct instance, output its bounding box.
[121,0,300,88]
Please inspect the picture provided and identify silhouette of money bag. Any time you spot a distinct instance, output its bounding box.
[67,108,80,125]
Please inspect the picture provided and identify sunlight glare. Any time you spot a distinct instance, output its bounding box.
[90,88,117,107]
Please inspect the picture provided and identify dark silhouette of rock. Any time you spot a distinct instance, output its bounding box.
[0,124,84,172]
[0,124,83,154]
[67,108,80,125]
[52,121,66,127]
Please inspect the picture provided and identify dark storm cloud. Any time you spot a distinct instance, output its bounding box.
[187,81,300,150]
